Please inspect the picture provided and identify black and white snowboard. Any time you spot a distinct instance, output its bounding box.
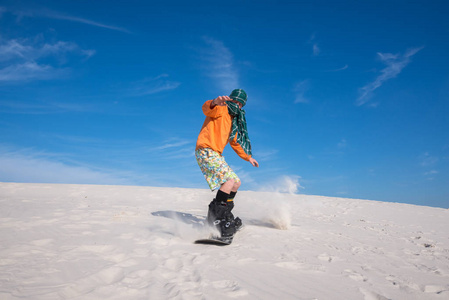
[195,217,243,246]
[194,235,234,246]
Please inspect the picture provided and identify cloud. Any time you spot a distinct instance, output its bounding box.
[153,139,191,151]
[127,74,180,96]
[40,10,131,33]
[337,138,347,149]
[313,44,320,56]
[5,6,130,33]
[0,98,95,114]
[293,80,310,104]
[423,169,438,181]
[308,33,320,56]
[0,38,94,82]
[424,170,438,176]
[255,149,279,162]
[325,64,348,72]
[420,152,439,180]
[420,152,438,167]
[199,37,239,92]
[0,146,132,185]
[0,62,66,81]
[0,39,95,62]
[147,138,194,160]
[357,47,423,106]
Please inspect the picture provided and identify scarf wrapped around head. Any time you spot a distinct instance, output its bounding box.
[227,89,252,156]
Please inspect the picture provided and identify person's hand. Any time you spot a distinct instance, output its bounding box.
[249,157,259,167]
[212,96,231,106]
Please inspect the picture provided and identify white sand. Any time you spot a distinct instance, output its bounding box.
[0,182,448,299]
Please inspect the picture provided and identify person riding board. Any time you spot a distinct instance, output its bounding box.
[195,89,259,238]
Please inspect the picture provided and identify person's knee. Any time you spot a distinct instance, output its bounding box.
[233,180,241,190]
[225,178,235,186]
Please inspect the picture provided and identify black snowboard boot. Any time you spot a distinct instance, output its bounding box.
[207,190,240,237]
[227,191,243,231]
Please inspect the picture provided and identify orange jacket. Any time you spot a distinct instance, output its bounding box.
[196,100,251,161]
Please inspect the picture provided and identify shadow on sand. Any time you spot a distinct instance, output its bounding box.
[151,211,205,230]
[152,210,277,229]
[244,219,277,229]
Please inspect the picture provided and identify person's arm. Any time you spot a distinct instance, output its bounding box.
[210,96,231,108]
[249,157,259,167]
[202,100,221,118]
[203,96,232,117]
[230,139,250,161]
[229,137,259,167]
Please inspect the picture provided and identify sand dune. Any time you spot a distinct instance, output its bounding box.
[0,182,448,299]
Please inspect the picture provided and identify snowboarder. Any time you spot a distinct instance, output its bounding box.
[195,89,259,239]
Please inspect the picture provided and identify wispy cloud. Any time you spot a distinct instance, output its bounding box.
[423,169,438,181]
[255,149,279,162]
[325,64,348,72]
[357,47,423,106]
[0,141,199,188]
[0,145,133,185]
[147,138,194,160]
[0,39,94,62]
[0,38,94,83]
[424,170,438,176]
[420,152,438,167]
[153,139,191,151]
[312,44,320,56]
[308,33,320,56]
[337,138,347,149]
[0,62,66,82]
[0,99,95,114]
[293,80,310,104]
[41,10,131,33]
[198,37,239,92]
[6,6,130,33]
[127,74,180,97]
[420,152,439,180]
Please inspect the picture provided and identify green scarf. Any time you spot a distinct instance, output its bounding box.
[227,101,252,156]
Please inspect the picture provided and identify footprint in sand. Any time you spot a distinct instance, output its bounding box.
[317,253,336,263]
[58,267,125,298]
[212,280,249,297]
[359,288,390,300]
[344,269,367,282]
[121,269,153,289]
[155,252,205,299]
[385,275,421,293]
[423,285,448,294]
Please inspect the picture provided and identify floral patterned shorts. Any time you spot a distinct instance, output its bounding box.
[195,148,240,191]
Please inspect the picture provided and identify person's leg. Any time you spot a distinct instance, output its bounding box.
[231,180,241,193]
[196,148,239,193]
[207,180,234,226]
[218,179,236,194]
[196,148,242,235]
[216,178,241,214]
[225,179,240,210]
[207,178,242,233]
[227,180,242,230]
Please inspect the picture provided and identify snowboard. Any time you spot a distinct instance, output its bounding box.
[195,235,234,246]
[195,217,242,246]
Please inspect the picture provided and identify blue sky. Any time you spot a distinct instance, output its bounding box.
[1,0,448,208]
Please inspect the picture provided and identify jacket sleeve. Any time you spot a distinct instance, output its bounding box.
[202,100,224,118]
[230,136,251,161]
